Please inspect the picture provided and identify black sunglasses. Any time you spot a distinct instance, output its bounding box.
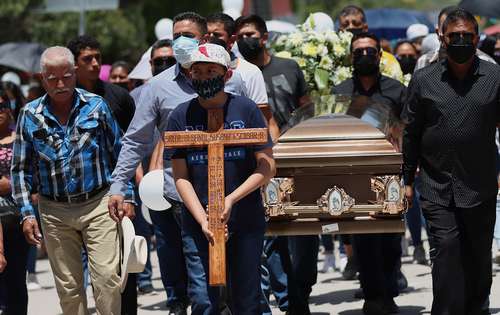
[445,32,475,43]
[152,56,177,68]
[353,47,379,57]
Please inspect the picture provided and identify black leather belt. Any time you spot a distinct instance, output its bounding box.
[43,186,108,203]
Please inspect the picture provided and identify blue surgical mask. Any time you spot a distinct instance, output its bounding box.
[172,36,199,68]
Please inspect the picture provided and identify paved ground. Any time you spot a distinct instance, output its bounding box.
[28,242,500,315]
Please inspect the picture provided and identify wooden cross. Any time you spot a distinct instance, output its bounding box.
[164,107,268,286]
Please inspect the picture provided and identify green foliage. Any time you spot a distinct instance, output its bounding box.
[27,5,147,64]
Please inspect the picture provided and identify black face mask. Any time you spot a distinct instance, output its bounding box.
[346,28,363,36]
[397,55,417,74]
[152,57,177,76]
[192,75,225,99]
[237,37,263,60]
[446,37,475,64]
[353,54,379,76]
[114,82,129,91]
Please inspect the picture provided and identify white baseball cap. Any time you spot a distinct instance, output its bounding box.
[185,43,231,69]
[406,24,429,41]
[1,72,21,86]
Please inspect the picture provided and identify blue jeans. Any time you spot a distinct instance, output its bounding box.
[150,201,188,307]
[182,219,264,315]
[405,176,427,247]
[261,236,290,313]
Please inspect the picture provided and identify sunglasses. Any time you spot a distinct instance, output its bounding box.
[444,32,475,43]
[173,32,196,40]
[152,56,177,68]
[353,47,379,57]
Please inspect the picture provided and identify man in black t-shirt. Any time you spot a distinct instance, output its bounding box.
[333,32,405,315]
[235,14,317,315]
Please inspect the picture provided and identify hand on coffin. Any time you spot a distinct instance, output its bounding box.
[405,185,413,209]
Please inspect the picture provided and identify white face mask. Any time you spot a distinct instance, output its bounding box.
[172,36,199,68]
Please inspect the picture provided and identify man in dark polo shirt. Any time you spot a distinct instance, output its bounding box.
[403,8,500,315]
[333,32,405,315]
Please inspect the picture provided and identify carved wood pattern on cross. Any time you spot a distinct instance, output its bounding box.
[164,107,268,286]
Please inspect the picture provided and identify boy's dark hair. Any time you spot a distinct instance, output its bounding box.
[442,8,478,35]
[207,13,235,36]
[111,61,130,73]
[350,32,381,52]
[338,5,366,23]
[173,12,208,36]
[66,35,101,60]
[150,39,173,59]
[438,5,460,25]
[235,14,268,36]
[394,40,417,55]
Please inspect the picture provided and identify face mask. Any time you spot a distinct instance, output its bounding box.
[397,55,417,74]
[152,57,176,76]
[192,75,225,99]
[353,54,379,76]
[113,82,129,90]
[237,37,263,60]
[346,28,363,36]
[172,36,199,67]
[446,36,475,64]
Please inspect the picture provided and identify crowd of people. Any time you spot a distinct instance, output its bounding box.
[0,4,499,315]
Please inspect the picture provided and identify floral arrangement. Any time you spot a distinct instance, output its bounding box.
[272,24,354,97]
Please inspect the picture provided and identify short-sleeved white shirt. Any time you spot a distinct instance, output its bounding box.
[233,57,268,105]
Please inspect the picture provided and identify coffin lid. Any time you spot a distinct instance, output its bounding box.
[278,114,386,143]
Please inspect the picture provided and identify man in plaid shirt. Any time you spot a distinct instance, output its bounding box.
[11,46,134,315]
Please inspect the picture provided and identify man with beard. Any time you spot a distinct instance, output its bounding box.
[333,32,406,315]
[404,8,500,315]
[235,14,317,315]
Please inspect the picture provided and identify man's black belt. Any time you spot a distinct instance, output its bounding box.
[43,186,109,203]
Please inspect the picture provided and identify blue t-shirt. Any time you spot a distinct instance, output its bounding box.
[166,93,273,233]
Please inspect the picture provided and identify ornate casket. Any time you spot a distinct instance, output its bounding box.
[264,96,406,236]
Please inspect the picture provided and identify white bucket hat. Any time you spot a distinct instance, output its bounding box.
[119,216,147,292]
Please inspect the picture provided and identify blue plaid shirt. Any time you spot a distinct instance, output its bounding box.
[11,88,133,217]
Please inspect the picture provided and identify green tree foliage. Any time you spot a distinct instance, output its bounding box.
[27,4,147,64]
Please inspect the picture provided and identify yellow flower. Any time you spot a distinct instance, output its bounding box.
[302,43,318,57]
[333,44,346,56]
[275,51,292,59]
[294,57,307,68]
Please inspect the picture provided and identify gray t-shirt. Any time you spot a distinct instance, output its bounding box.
[261,56,308,128]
